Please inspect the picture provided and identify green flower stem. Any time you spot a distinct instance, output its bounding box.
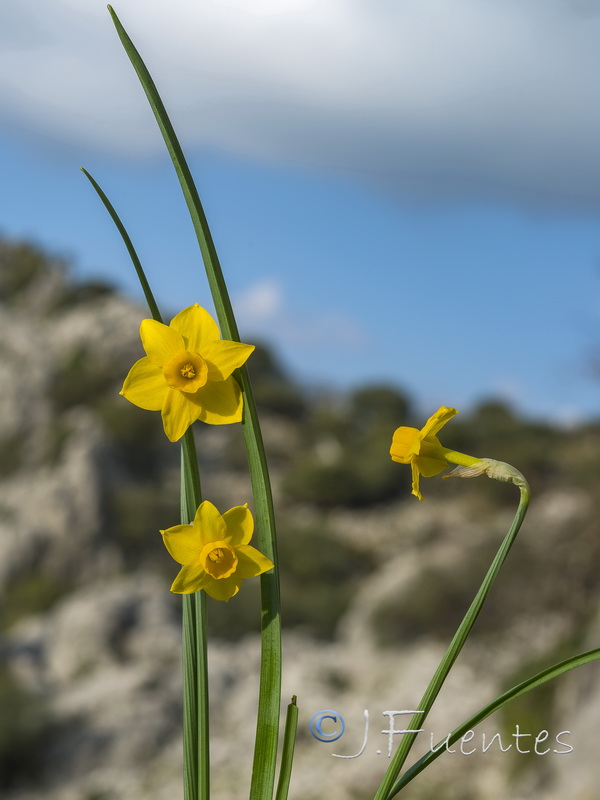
[81,166,208,800]
[441,449,483,468]
[181,593,198,800]
[373,477,531,800]
[275,696,299,800]
[107,8,282,799]
[181,431,209,800]
[418,441,482,470]
[389,647,600,797]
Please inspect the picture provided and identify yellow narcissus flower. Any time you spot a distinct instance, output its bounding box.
[390,406,482,500]
[161,501,274,601]
[120,304,254,441]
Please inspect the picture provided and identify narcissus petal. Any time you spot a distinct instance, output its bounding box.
[140,319,185,366]
[161,524,203,565]
[235,545,274,578]
[170,304,221,352]
[420,406,458,440]
[203,340,255,381]
[193,500,228,545]
[410,461,422,500]
[171,564,211,594]
[161,387,202,442]
[191,376,243,424]
[222,504,253,546]
[120,357,167,410]
[415,455,448,478]
[202,574,241,602]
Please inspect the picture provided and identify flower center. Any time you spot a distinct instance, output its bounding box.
[163,350,208,393]
[200,540,238,580]
[180,362,196,379]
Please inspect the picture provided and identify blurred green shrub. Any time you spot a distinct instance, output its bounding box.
[111,485,180,571]
[206,521,377,640]
[0,240,56,302]
[277,523,377,638]
[372,561,485,647]
[0,239,113,314]
[48,347,124,413]
[455,400,561,477]
[99,397,173,480]
[246,342,307,419]
[0,434,24,477]
[1,572,71,630]
[0,668,49,789]
[282,384,412,507]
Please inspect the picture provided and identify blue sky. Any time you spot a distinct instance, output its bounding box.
[3,0,600,423]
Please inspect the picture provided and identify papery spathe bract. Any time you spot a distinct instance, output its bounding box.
[120,303,254,441]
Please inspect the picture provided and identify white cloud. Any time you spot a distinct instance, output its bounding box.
[3,0,600,206]
[234,279,283,321]
[234,278,367,351]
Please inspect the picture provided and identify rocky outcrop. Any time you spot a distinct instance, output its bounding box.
[1,239,599,799]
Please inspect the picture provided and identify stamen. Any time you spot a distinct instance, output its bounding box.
[180,362,196,379]
[208,548,224,563]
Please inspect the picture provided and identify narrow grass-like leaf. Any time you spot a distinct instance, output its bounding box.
[181,430,202,522]
[180,433,209,800]
[275,696,299,800]
[181,590,199,800]
[373,479,531,800]
[80,167,162,323]
[81,164,208,800]
[107,7,282,799]
[389,647,600,796]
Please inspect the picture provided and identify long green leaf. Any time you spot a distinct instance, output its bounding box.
[390,647,600,796]
[275,696,299,800]
[81,167,208,800]
[374,479,531,800]
[107,7,282,799]
[80,167,162,323]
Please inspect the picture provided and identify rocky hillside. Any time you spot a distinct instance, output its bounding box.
[1,237,600,800]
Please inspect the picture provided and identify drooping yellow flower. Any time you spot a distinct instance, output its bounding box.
[161,501,274,601]
[390,406,482,500]
[120,304,254,441]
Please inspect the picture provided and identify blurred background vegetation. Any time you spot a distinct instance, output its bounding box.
[1,237,600,796]
[2,236,600,640]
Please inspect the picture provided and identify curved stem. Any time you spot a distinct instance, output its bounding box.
[373,478,530,800]
[390,647,600,796]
